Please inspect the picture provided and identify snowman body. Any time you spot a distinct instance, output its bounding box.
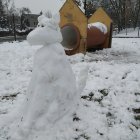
[10,14,79,140]
[24,42,77,129]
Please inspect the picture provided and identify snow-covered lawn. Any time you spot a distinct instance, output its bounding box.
[113,28,140,37]
[0,38,140,140]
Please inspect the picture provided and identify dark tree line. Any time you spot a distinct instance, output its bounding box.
[74,0,140,32]
[109,0,140,31]
[0,0,31,31]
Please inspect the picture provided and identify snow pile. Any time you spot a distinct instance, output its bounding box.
[88,22,108,34]
[68,53,85,64]
[2,13,87,140]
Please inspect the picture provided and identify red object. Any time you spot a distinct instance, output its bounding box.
[87,26,107,49]
[61,24,108,54]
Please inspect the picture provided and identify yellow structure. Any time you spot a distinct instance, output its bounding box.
[59,0,113,55]
[60,0,87,55]
[88,7,113,49]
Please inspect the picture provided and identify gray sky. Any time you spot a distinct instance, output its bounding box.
[14,0,65,14]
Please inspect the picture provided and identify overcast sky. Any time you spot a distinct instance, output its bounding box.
[14,0,65,14]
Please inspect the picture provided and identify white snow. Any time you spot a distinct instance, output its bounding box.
[88,22,108,34]
[0,13,88,140]
[0,28,9,32]
[0,22,140,140]
[77,0,85,13]
[113,28,140,37]
[28,14,62,46]
[0,38,140,140]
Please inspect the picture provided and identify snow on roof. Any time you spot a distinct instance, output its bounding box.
[88,22,108,34]
[77,0,85,13]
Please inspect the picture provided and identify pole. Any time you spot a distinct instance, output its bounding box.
[138,27,140,37]
[12,14,16,41]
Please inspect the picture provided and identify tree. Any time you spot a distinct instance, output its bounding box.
[2,0,13,30]
[109,0,140,31]
[19,7,31,30]
[131,0,140,28]
[86,0,100,17]
[9,1,17,15]
[0,0,6,28]
[74,0,104,17]
[0,0,5,15]
[19,7,31,15]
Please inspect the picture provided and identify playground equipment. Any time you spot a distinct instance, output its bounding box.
[60,0,113,55]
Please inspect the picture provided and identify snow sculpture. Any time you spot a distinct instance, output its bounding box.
[10,13,88,140]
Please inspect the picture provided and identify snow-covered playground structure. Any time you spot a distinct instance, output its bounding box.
[60,0,113,55]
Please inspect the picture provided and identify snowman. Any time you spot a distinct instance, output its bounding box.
[10,13,88,140]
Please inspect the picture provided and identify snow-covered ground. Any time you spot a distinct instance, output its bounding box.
[113,28,140,37]
[0,38,140,140]
[0,28,9,32]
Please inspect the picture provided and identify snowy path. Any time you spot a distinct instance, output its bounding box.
[0,38,140,140]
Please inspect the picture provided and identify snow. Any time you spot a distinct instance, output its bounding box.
[77,0,85,13]
[0,13,88,140]
[88,22,108,34]
[113,28,140,37]
[0,28,9,32]
[0,38,140,140]
[1,16,140,139]
[27,14,62,46]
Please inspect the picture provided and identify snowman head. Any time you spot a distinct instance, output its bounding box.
[27,12,62,46]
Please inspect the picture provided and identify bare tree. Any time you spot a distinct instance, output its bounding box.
[0,0,5,15]
[0,0,6,28]
[109,0,140,31]
[19,7,31,15]
[19,7,31,30]
[132,0,140,28]
[3,0,11,30]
